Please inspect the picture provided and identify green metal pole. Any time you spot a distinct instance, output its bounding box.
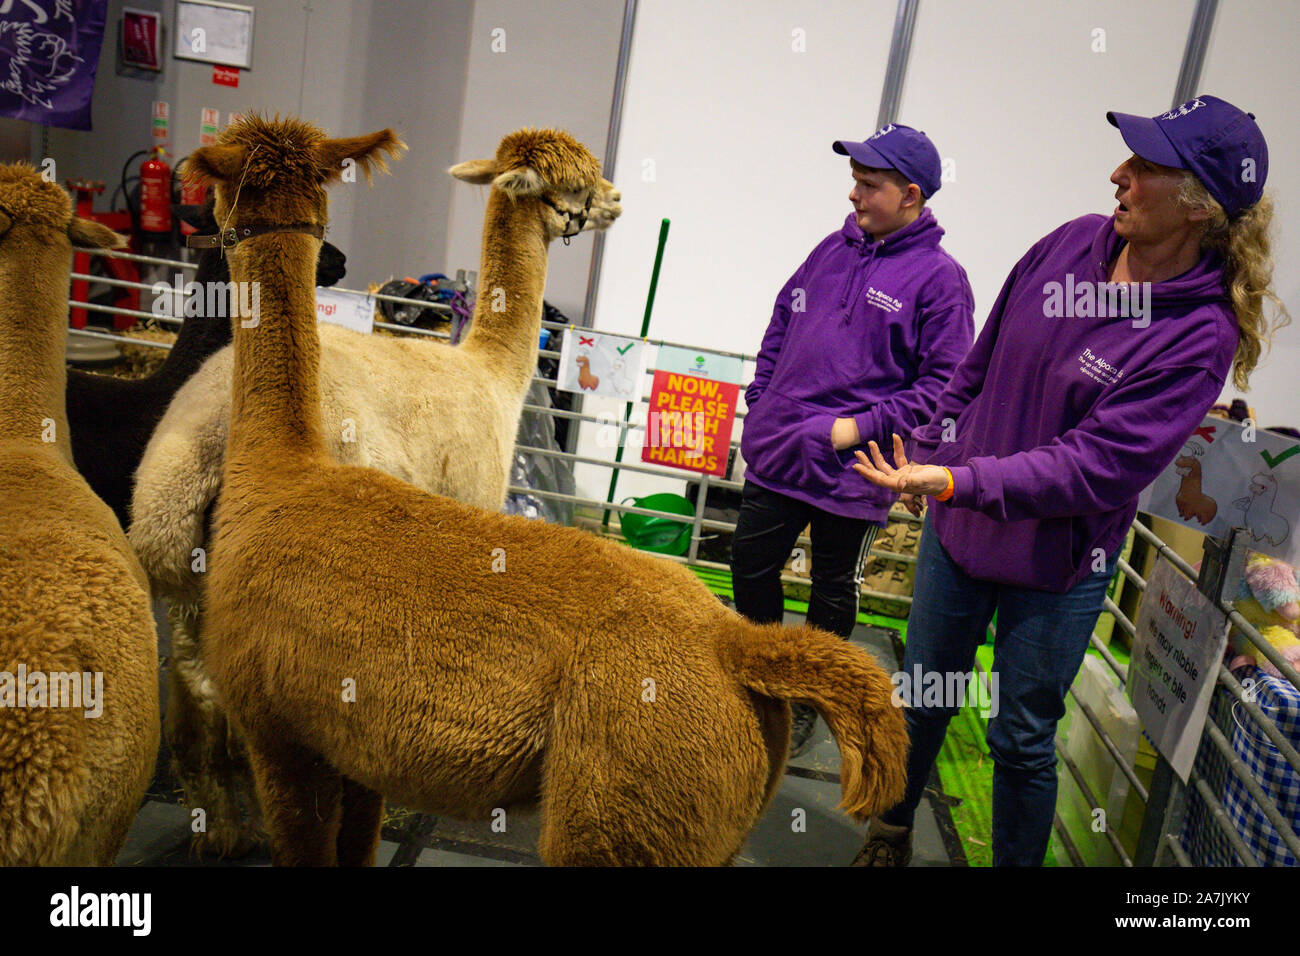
[603,217,670,530]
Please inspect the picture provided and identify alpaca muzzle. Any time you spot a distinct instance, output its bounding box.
[541,194,592,244]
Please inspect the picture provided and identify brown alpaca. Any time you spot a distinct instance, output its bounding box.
[576,355,600,390]
[127,137,619,858]
[1174,455,1217,525]
[0,165,159,865]
[189,117,908,865]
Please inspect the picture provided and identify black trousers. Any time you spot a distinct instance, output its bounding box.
[730,480,880,638]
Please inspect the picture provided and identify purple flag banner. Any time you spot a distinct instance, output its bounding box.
[0,0,108,131]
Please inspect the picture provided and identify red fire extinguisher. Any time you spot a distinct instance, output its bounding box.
[179,175,208,237]
[139,145,172,235]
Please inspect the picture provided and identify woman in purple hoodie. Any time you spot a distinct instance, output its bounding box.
[851,96,1290,866]
[734,125,974,756]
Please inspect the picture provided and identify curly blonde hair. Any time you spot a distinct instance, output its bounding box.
[1177,175,1291,390]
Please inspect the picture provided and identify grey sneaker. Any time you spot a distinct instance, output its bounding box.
[851,819,913,867]
[788,703,818,758]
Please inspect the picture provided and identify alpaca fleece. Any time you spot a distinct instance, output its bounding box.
[0,164,159,865]
[128,145,618,858]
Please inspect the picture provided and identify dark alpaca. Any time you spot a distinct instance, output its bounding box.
[65,204,346,527]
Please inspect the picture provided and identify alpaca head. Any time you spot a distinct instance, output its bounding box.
[448,127,622,242]
[0,163,125,263]
[180,114,405,245]
[1249,472,1277,500]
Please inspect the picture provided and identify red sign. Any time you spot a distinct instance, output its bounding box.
[213,66,240,88]
[641,371,737,477]
[122,9,162,71]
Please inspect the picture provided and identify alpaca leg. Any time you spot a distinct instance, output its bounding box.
[335,777,384,867]
[165,610,259,857]
[243,736,343,866]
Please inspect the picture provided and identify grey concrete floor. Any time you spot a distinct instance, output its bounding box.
[119,603,954,867]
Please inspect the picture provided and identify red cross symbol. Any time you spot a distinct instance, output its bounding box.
[579,335,595,347]
[1192,425,1216,443]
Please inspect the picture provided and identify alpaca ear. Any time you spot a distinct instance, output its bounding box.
[448,159,497,184]
[68,217,128,249]
[182,145,247,186]
[493,166,545,198]
[318,129,406,185]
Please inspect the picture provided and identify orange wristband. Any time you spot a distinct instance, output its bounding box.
[934,467,954,502]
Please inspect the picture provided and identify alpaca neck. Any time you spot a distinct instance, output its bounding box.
[0,243,74,463]
[460,190,550,390]
[224,234,326,463]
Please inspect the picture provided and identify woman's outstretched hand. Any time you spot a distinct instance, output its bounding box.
[852,434,950,502]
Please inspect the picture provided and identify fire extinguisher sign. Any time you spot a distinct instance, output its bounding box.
[200,108,220,146]
[151,100,169,142]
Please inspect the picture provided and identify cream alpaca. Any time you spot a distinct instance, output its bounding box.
[0,164,159,865]
[190,117,907,866]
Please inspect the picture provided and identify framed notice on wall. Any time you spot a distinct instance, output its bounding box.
[174,0,255,70]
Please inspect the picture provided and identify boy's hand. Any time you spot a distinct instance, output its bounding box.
[831,417,860,450]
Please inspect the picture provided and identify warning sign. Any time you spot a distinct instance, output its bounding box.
[641,370,738,477]
[1129,557,1230,782]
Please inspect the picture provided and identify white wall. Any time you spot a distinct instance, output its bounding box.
[442,0,626,320]
[1200,0,1300,427]
[900,0,1193,329]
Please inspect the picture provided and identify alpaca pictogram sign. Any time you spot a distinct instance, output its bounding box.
[1139,415,1299,564]
[556,327,647,401]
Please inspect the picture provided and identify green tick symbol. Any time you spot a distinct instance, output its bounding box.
[617,342,634,355]
[1260,446,1300,469]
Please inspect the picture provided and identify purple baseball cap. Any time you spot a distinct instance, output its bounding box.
[1107,94,1268,217]
[833,124,942,198]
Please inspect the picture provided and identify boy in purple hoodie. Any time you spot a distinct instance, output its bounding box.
[733,125,974,756]
[852,96,1287,866]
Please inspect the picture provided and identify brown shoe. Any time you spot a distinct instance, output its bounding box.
[851,819,913,867]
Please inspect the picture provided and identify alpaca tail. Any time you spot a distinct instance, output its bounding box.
[717,618,908,821]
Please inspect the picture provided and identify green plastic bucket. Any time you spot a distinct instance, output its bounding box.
[619,493,694,556]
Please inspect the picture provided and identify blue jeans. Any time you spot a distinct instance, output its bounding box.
[879,512,1117,866]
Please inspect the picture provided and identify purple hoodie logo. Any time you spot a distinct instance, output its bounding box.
[865,286,903,313]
